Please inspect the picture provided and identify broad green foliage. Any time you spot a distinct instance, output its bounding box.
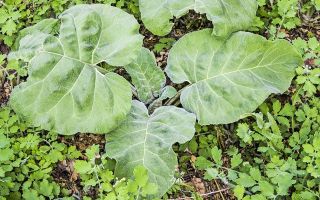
[139,0,258,37]
[13,18,59,50]
[166,29,303,125]
[194,146,314,199]
[0,0,140,47]
[74,145,158,199]
[9,4,143,135]
[254,0,318,39]
[105,101,196,197]
[0,0,75,47]
[0,107,159,200]
[125,48,166,103]
[3,0,311,198]
[266,0,301,39]
[0,108,80,199]
[10,19,59,62]
[189,67,319,199]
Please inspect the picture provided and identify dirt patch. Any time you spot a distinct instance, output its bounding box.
[0,81,10,106]
[141,11,213,51]
[52,160,81,196]
[0,41,10,55]
[59,134,106,153]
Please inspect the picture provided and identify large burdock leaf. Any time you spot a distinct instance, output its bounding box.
[9,5,143,135]
[139,0,257,37]
[10,19,59,62]
[125,48,166,103]
[105,100,196,197]
[166,29,303,125]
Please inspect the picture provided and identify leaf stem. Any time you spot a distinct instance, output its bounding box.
[135,187,141,200]
[92,65,109,74]
[130,84,138,98]
[164,87,184,106]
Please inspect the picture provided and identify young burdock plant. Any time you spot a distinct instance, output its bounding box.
[8,2,303,198]
[74,145,158,199]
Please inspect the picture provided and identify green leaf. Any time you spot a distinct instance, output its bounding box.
[10,11,21,21]
[39,179,54,197]
[236,123,252,144]
[231,153,242,168]
[235,173,256,188]
[0,10,9,24]
[277,116,290,127]
[258,181,274,197]
[85,145,100,161]
[141,182,158,196]
[74,160,92,174]
[125,48,166,103]
[313,137,320,151]
[133,165,149,187]
[227,170,238,181]
[22,189,39,200]
[303,81,317,96]
[0,148,14,161]
[9,33,52,63]
[13,18,59,52]
[0,167,5,177]
[303,144,314,154]
[293,38,308,53]
[105,100,196,197]
[159,86,177,101]
[315,0,320,10]
[211,146,222,165]
[273,100,281,114]
[234,185,245,199]
[0,134,10,148]
[272,174,295,195]
[279,103,294,117]
[2,19,17,36]
[139,0,258,37]
[308,37,319,50]
[195,157,212,170]
[0,54,6,65]
[9,5,143,135]
[166,29,302,125]
[204,168,219,180]
[299,191,316,199]
[302,156,312,163]
[249,168,261,181]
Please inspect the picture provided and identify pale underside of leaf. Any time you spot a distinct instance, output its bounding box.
[9,4,144,135]
[105,100,196,197]
[139,0,257,37]
[125,47,166,103]
[166,29,303,125]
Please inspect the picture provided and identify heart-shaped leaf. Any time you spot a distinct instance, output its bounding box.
[9,5,143,135]
[105,100,196,196]
[139,0,257,37]
[166,29,303,125]
[125,47,166,103]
